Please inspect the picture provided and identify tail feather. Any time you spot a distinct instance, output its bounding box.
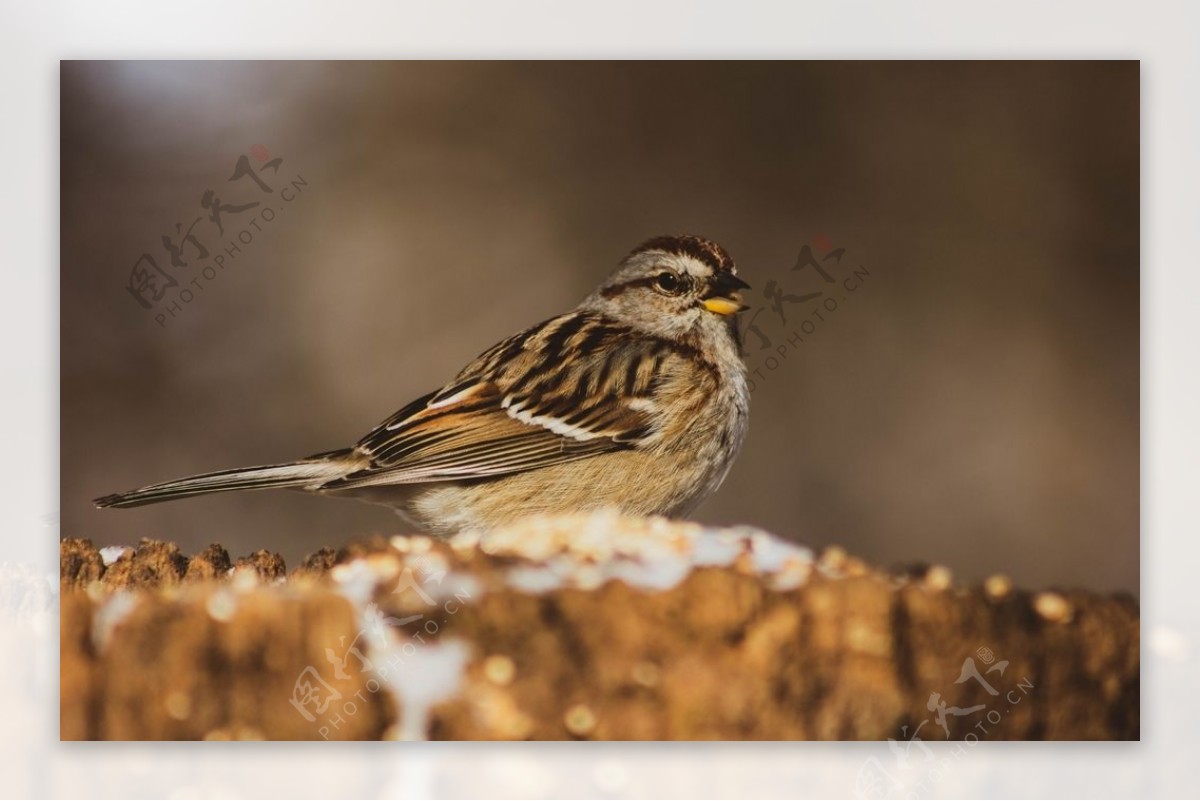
[93,451,358,509]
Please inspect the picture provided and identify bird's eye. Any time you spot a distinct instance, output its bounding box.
[654,271,684,295]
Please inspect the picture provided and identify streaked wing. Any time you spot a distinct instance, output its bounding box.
[321,312,666,489]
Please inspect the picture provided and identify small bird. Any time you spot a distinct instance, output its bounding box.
[95,235,751,536]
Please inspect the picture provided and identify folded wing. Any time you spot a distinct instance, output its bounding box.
[321,312,666,489]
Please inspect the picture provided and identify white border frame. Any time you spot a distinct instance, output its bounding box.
[5,1,1196,797]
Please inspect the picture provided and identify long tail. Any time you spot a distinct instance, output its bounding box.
[93,450,361,509]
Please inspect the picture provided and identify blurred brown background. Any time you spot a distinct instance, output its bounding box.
[60,61,1139,593]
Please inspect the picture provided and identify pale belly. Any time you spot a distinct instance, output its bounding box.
[337,430,743,537]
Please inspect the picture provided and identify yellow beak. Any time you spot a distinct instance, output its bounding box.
[702,296,744,316]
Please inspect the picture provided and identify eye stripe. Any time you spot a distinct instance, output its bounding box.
[599,275,662,298]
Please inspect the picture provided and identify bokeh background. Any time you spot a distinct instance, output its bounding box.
[60,61,1139,593]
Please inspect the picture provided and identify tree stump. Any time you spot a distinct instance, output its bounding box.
[59,514,1139,741]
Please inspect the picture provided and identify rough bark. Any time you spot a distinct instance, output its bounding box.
[59,520,1139,741]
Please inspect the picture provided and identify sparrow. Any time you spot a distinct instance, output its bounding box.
[95,235,751,536]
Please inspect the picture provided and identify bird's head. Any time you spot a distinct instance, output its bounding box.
[584,235,750,351]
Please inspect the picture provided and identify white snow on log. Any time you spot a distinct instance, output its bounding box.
[468,511,816,594]
[378,636,471,741]
[99,546,131,566]
[91,592,138,651]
